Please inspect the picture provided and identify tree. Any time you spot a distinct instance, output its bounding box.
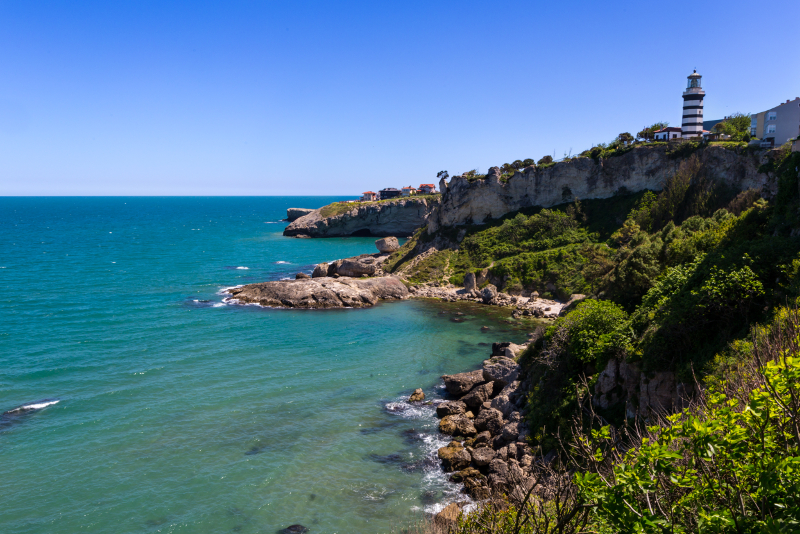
[719,112,751,141]
[501,163,515,175]
[512,160,524,170]
[437,170,449,181]
[537,155,553,165]
[636,122,669,141]
[618,132,634,145]
[522,158,535,167]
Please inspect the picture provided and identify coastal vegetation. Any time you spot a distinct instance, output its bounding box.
[391,147,800,531]
[318,193,441,218]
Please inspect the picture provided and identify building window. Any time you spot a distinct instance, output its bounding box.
[751,118,758,127]
[673,134,678,138]
[768,112,777,121]
[751,127,757,136]
[767,124,776,134]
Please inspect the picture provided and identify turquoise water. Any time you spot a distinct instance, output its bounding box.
[0,198,530,534]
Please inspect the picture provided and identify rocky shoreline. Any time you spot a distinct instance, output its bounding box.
[416,339,539,527]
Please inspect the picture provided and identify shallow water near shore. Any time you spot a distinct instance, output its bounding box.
[0,197,533,534]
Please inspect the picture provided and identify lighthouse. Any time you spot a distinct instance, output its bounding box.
[681,70,705,138]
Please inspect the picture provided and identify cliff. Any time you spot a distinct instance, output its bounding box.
[428,144,772,232]
[283,197,439,238]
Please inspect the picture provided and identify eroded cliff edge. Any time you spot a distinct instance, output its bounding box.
[429,144,771,231]
[284,197,439,238]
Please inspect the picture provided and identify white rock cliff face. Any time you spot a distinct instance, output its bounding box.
[284,198,439,237]
[429,145,772,232]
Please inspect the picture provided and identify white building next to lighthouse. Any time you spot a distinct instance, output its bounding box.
[681,70,705,138]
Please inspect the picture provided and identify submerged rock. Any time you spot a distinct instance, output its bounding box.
[279,525,309,534]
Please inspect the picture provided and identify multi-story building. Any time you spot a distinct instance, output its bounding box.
[750,98,800,147]
[361,191,378,201]
[418,184,436,194]
[378,188,401,200]
[401,186,417,197]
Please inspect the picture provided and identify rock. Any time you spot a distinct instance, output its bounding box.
[491,342,511,356]
[284,197,439,238]
[460,382,493,408]
[295,272,310,279]
[438,441,472,471]
[433,502,462,531]
[439,415,477,437]
[504,343,526,359]
[286,208,314,221]
[225,276,409,309]
[436,400,467,418]
[409,388,425,403]
[336,257,378,278]
[483,357,521,387]
[471,446,496,467]
[481,284,498,304]
[442,369,485,396]
[375,237,400,253]
[474,408,504,435]
[449,467,482,482]
[464,477,491,500]
[472,431,492,447]
[490,395,513,417]
[501,421,520,442]
[280,525,309,534]
[487,458,510,489]
[312,263,328,278]
[464,272,477,292]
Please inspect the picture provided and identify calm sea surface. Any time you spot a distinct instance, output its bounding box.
[0,197,530,534]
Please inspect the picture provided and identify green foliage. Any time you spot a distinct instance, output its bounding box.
[537,155,553,165]
[714,112,752,141]
[555,300,630,365]
[637,122,669,141]
[577,328,800,533]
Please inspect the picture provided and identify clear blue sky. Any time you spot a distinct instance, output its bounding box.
[1,0,798,195]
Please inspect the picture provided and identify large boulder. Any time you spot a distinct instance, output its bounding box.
[474,408,504,435]
[464,272,477,292]
[460,382,493,408]
[481,284,498,304]
[433,502,462,531]
[336,257,378,278]
[226,276,409,309]
[375,237,400,253]
[483,357,521,387]
[439,414,477,437]
[470,446,496,467]
[487,458,510,489]
[490,395,513,417]
[312,263,329,278]
[438,441,472,472]
[442,369,485,396]
[436,400,467,418]
[500,421,520,442]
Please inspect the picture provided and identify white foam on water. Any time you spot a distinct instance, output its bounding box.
[212,302,226,307]
[217,284,244,296]
[274,261,291,264]
[6,400,60,414]
[235,266,249,270]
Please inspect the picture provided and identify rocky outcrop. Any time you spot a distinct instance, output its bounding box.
[409,388,425,402]
[594,358,696,419]
[442,370,485,396]
[428,145,773,231]
[286,208,314,221]
[284,197,439,237]
[225,276,409,309]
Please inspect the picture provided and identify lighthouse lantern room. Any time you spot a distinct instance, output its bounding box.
[681,70,705,138]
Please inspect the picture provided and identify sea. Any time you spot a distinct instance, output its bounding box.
[0,197,531,534]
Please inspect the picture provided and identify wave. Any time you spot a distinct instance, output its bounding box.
[274,261,291,264]
[236,266,249,270]
[3,399,60,415]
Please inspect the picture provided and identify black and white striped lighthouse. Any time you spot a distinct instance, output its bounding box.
[681,70,705,138]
